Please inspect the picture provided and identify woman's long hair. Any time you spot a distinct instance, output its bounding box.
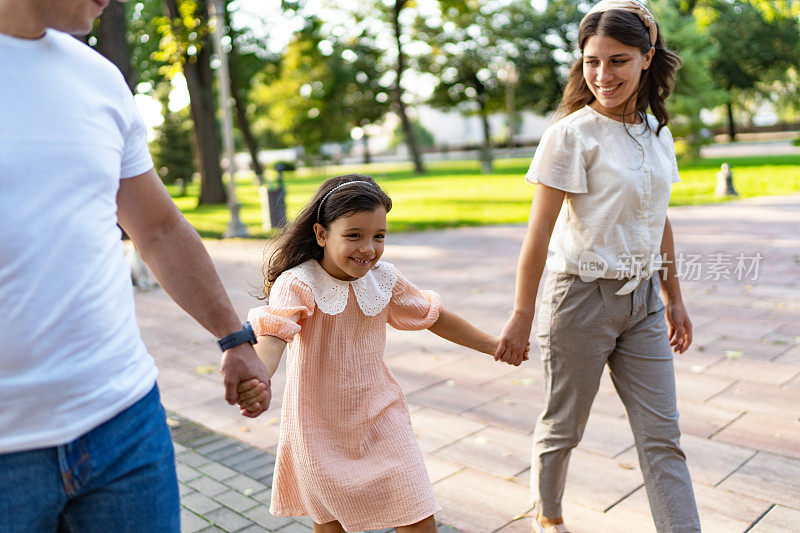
[558,9,681,134]
[261,174,392,298]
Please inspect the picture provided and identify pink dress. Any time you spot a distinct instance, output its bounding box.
[247,259,442,531]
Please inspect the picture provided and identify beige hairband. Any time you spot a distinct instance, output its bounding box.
[584,0,658,47]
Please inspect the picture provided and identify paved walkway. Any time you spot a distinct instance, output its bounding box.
[137,194,800,533]
[168,414,460,533]
[700,139,800,159]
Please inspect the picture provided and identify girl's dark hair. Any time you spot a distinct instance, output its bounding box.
[558,9,681,135]
[261,174,392,298]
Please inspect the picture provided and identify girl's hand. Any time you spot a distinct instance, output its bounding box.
[236,378,270,416]
[665,301,692,354]
[495,312,533,366]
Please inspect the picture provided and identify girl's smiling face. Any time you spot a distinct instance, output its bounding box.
[582,34,654,122]
[314,207,387,281]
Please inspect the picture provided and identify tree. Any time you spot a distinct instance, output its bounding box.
[273,0,425,170]
[501,0,584,115]
[225,9,275,185]
[389,119,435,150]
[333,31,392,164]
[129,0,274,194]
[419,1,508,172]
[676,0,800,17]
[127,0,167,88]
[249,18,351,156]
[94,1,137,90]
[123,0,226,204]
[651,0,726,152]
[704,0,800,140]
[388,0,426,173]
[150,84,197,188]
[250,17,389,161]
[338,0,429,172]
[89,4,157,288]
[157,0,226,204]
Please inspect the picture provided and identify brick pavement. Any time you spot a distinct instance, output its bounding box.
[169,414,460,533]
[137,193,800,532]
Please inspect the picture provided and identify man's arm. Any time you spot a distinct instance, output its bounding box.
[116,168,271,415]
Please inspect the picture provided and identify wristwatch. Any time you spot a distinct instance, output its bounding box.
[217,322,257,352]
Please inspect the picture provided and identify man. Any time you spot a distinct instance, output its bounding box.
[0,0,270,530]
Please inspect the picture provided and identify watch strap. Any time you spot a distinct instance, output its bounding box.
[217,322,257,352]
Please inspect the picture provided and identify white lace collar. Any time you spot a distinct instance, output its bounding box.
[286,260,398,316]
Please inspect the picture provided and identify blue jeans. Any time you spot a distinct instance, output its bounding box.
[0,384,180,532]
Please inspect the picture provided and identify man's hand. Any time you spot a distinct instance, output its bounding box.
[220,344,271,417]
[117,170,273,417]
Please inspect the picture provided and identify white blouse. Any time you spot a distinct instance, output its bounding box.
[525,105,680,294]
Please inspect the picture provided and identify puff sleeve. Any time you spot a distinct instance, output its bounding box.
[247,274,315,342]
[662,126,681,184]
[524,121,588,194]
[387,273,442,331]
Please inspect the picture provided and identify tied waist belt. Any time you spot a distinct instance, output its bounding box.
[573,271,655,295]
[616,274,649,296]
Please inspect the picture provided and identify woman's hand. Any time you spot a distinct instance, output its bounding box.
[665,301,692,354]
[495,312,534,366]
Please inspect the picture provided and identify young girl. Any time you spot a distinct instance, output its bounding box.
[495,1,701,532]
[237,175,526,533]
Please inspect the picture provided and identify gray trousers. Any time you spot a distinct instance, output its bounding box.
[532,272,701,533]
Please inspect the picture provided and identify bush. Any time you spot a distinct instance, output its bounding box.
[674,139,700,162]
[274,160,297,172]
[150,84,197,186]
[389,119,435,150]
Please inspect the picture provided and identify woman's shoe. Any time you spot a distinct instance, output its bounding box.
[535,518,571,533]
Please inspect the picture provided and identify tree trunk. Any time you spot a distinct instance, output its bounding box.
[678,0,699,16]
[477,95,493,173]
[165,0,226,205]
[362,131,372,165]
[95,2,137,91]
[391,1,425,174]
[726,97,736,142]
[94,6,156,289]
[226,7,265,186]
[230,57,264,186]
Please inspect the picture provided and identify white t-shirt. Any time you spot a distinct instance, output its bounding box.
[0,30,158,453]
[525,105,680,293]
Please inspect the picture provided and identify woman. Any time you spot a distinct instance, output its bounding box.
[495,1,702,532]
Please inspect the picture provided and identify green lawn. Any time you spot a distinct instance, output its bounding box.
[167,154,800,238]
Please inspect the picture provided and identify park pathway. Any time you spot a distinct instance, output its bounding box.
[138,193,800,532]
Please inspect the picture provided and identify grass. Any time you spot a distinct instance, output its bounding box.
[166,154,800,238]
